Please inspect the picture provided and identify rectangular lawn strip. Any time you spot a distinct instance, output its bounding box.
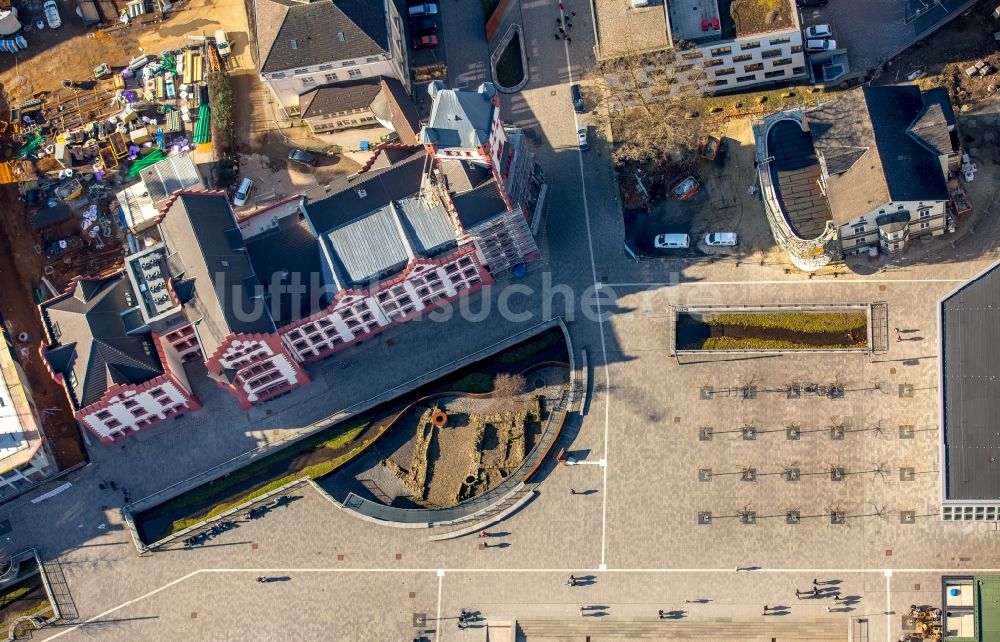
[452,373,495,393]
[700,337,868,350]
[705,311,867,333]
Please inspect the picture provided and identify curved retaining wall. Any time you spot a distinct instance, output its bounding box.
[333,318,576,528]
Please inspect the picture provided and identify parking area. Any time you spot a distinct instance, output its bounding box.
[623,117,777,261]
[799,0,980,80]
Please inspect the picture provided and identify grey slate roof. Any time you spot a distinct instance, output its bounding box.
[300,78,382,119]
[256,0,388,74]
[158,193,274,358]
[140,153,203,205]
[420,82,498,149]
[941,261,1000,500]
[245,214,326,327]
[451,177,507,229]
[804,85,953,224]
[437,159,493,195]
[41,274,163,409]
[304,147,427,233]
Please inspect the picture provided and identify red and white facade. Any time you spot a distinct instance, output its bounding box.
[279,247,491,363]
[204,333,310,409]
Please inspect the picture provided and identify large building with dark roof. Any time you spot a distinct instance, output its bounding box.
[39,273,201,445]
[940,261,1000,521]
[253,0,408,119]
[755,84,961,271]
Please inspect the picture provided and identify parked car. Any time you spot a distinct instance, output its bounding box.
[671,175,701,200]
[215,29,232,58]
[233,177,253,207]
[571,83,585,113]
[412,33,439,49]
[408,3,438,17]
[410,16,438,34]
[797,0,828,6]
[806,38,837,52]
[704,232,738,246]
[654,234,690,249]
[577,126,589,151]
[805,24,832,39]
[44,0,62,28]
[288,149,317,166]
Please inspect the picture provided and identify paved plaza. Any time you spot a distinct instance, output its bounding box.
[9,0,1000,640]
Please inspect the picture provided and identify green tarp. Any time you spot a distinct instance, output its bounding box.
[127,148,167,178]
[193,104,211,144]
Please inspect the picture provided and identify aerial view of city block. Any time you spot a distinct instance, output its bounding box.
[0,0,997,639]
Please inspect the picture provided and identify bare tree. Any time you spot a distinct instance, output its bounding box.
[593,47,706,168]
[489,373,527,413]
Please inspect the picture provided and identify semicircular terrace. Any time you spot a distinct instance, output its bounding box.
[765,117,834,241]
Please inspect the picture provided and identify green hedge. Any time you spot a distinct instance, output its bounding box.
[452,373,494,394]
[699,337,867,350]
[706,312,866,334]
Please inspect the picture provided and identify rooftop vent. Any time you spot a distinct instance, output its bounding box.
[290,39,298,49]
[337,32,345,41]
[356,188,367,198]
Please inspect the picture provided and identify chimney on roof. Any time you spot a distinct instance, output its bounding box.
[477,82,497,100]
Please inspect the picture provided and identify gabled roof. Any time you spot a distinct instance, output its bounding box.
[157,192,274,358]
[300,78,383,119]
[804,85,952,223]
[256,0,389,74]
[420,82,498,149]
[451,177,507,229]
[304,147,427,233]
[41,274,163,408]
[245,214,325,327]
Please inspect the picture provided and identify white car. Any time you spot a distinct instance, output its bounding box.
[233,177,253,207]
[408,3,437,17]
[577,126,589,151]
[704,232,738,246]
[44,0,62,28]
[805,24,832,39]
[654,233,690,249]
[806,38,837,52]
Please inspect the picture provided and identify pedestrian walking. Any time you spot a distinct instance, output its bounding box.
[566,36,572,43]
[566,21,572,29]
[556,16,561,25]
[897,334,902,342]
[580,605,587,616]
[812,578,819,585]
[480,530,488,538]
[558,27,565,34]
[559,2,565,10]
[98,482,106,490]
[811,587,819,596]
[554,33,560,39]
[571,10,577,16]
[658,609,665,619]
[826,606,833,612]
[570,488,578,495]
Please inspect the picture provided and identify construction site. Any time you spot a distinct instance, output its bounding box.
[0,0,243,474]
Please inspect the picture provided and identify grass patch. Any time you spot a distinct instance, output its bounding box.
[0,602,53,632]
[494,329,564,364]
[700,337,867,350]
[452,373,494,394]
[167,424,368,533]
[495,32,524,88]
[706,312,867,334]
[0,585,32,610]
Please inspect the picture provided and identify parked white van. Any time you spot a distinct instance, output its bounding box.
[215,30,231,58]
[233,178,253,207]
[654,233,690,249]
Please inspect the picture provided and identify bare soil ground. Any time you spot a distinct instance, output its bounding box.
[876,2,1000,109]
